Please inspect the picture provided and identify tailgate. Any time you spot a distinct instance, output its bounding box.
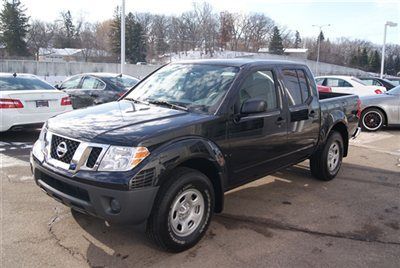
[7,90,67,114]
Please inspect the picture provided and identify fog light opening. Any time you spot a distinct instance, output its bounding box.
[110,198,121,213]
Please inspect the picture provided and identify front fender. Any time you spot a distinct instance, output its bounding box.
[138,136,228,191]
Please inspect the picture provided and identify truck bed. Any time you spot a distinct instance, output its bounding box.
[318,91,360,143]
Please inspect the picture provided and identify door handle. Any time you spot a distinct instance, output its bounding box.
[275,117,286,125]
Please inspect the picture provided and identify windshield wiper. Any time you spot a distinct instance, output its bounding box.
[124,98,149,105]
[146,99,188,111]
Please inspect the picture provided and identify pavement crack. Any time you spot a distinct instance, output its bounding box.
[217,213,400,246]
[47,208,92,267]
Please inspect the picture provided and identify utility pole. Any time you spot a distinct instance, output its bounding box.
[121,0,126,74]
[312,24,330,76]
[380,21,397,78]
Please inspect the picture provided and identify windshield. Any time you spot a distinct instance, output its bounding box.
[0,76,54,91]
[108,75,139,90]
[125,64,239,114]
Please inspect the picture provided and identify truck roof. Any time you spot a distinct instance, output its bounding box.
[174,58,303,68]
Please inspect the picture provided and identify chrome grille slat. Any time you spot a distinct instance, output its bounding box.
[50,135,80,164]
[45,131,109,172]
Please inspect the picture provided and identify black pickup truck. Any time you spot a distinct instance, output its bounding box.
[31,59,361,252]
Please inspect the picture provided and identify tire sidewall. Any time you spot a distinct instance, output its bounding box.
[361,109,384,131]
[323,133,343,178]
[156,171,214,251]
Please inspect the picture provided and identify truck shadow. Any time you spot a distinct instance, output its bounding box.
[70,160,400,265]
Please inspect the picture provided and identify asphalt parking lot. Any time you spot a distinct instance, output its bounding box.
[1,128,400,267]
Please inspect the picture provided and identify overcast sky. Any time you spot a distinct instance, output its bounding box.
[23,0,400,45]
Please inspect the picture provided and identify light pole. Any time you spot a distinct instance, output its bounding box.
[120,0,126,74]
[312,24,330,76]
[380,21,397,78]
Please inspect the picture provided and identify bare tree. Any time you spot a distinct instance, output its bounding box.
[27,20,56,60]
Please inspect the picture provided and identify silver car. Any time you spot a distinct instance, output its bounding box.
[360,85,400,131]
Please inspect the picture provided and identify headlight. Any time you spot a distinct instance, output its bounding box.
[38,123,47,141]
[32,124,48,162]
[98,146,150,172]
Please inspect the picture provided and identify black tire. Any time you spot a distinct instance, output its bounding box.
[360,108,385,132]
[146,167,214,252]
[310,131,344,181]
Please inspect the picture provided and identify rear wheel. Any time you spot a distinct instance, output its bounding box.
[310,131,344,181]
[146,167,214,252]
[361,108,384,131]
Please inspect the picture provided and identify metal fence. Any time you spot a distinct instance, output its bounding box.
[0,56,368,82]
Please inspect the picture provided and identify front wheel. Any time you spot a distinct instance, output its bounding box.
[361,108,385,132]
[146,167,214,252]
[310,131,344,181]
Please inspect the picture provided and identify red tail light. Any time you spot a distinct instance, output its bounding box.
[60,96,72,106]
[0,98,24,109]
[117,92,125,97]
[356,99,362,118]
[374,89,383,94]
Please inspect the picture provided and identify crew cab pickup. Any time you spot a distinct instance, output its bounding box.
[31,59,361,252]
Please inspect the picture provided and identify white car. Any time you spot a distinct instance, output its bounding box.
[0,73,73,132]
[315,75,386,96]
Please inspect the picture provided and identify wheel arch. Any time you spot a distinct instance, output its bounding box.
[146,137,228,214]
[361,106,388,125]
[329,122,349,157]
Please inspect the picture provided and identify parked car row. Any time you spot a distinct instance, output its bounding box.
[0,72,139,132]
[315,75,400,132]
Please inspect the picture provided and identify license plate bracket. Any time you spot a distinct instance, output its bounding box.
[36,100,49,108]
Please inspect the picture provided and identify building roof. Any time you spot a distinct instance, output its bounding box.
[39,48,84,56]
[283,48,308,53]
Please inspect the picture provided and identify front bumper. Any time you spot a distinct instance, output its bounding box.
[31,156,159,225]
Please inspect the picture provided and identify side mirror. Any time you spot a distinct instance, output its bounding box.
[54,84,61,90]
[241,98,267,114]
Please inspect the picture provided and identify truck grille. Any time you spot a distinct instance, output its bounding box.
[50,135,80,164]
[130,168,155,189]
[86,147,102,168]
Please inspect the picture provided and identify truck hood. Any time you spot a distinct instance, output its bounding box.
[47,100,213,145]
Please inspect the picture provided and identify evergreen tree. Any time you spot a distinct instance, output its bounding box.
[359,47,369,69]
[0,0,29,56]
[54,10,80,48]
[368,50,381,73]
[394,56,400,76]
[110,9,147,63]
[125,12,146,63]
[294,30,301,48]
[384,54,395,75]
[110,7,122,56]
[269,26,284,55]
[318,30,325,43]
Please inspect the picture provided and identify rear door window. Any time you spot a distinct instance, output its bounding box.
[81,77,106,90]
[282,69,310,106]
